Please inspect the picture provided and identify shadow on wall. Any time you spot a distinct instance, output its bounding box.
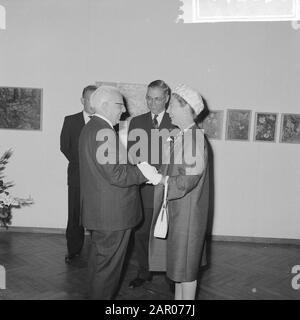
[198,98,216,276]
[200,98,215,238]
[0,5,6,30]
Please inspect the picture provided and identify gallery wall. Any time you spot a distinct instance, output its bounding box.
[0,0,299,239]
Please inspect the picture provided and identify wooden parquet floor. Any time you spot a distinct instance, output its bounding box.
[0,232,299,300]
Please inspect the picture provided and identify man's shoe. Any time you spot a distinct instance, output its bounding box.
[128,276,151,289]
[65,253,80,264]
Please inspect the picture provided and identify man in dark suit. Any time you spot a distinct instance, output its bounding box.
[60,85,97,264]
[78,86,155,300]
[127,80,175,288]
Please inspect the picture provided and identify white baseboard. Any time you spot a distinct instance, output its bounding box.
[0,226,66,234]
[210,235,300,246]
[1,226,300,246]
[0,226,89,235]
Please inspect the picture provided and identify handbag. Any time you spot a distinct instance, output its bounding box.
[154,176,169,239]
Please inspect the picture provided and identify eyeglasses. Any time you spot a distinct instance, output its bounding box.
[146,96,166,104]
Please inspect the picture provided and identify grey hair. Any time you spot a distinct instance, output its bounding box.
[90,85,122,109]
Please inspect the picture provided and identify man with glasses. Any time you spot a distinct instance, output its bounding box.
[128,80,175,288]
[78,85,157,299]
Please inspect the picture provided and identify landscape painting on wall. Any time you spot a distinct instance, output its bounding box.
[254,112,278,142]
[202,110,224,140]
[225,109,252,141]
[280,113,300,144]
[0,87,42,130]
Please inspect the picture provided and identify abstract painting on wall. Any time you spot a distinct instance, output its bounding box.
[202,110,224,140]
[254,112,278,142]
[0,87,42,130]
[280,113,300,144]
[225,109,252,141]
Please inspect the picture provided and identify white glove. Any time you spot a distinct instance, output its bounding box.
[137,162,163,186]
[137,162,157,180]
[146,172,163,185]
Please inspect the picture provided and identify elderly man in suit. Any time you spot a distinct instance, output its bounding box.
[127,80,175,288]
[60,85,97,264]
[78,85,157,300]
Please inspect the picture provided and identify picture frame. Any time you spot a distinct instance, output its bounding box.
[253,112,278,143]
[202,110,224,140]
[0,87,43,130]
[96,81,148,116]
[225,109,252,141]
[279,113,300,144]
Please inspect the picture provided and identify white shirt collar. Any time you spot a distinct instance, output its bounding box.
[93,113,114,129]
[151,110,165,126]
[83,110,93,124]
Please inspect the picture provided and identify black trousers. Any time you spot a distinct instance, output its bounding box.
[66,186,84,256]
[134,207,153,280]
[88,228,131,300]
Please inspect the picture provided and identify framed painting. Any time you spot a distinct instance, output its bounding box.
[202,110,224,140]
[96,81,148,116]
[0,87,42,130]
[179,0,299,24]
[254,112,278,142]
[225,109,252,141]
[279,113,300,144]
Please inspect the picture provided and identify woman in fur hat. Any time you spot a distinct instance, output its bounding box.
[148,84,210,300]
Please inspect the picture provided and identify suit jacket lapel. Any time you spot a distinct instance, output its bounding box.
[146,111,154,129]
[159,111,171,130]
[162,125,196,173]
[79,111,85,128]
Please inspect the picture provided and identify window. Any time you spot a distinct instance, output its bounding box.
[178,0,300,29]
[0,4,6,30]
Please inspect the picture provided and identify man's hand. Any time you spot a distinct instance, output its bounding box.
[147,173,163,185]
[146,174,167,186]
[137,162,158,180]
[137,162,163,185]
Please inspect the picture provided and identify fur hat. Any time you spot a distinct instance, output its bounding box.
[173,84,204,115]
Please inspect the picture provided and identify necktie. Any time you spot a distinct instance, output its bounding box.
[153,114,159,129]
